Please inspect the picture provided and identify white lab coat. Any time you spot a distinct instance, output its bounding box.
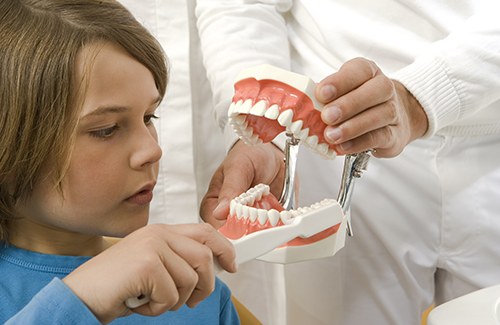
[119,0,226,225]
[195,1,500,324]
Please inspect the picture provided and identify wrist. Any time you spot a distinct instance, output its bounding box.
[394,80,429,142]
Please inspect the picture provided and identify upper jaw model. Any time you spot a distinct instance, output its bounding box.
[228,64,337,160]
[222,64,349,264]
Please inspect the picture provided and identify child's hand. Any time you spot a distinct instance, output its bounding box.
[62,223,237,324]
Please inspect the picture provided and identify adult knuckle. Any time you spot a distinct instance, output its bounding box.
[363,59,378,77]
[378,76,395,95]
[382,126,397,148]
[367,131,377,147]
[385,100,398,121]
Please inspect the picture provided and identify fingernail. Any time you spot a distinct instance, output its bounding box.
[325,127,342,143]
[213,199,229,218]
[319,85,335,101]
[232,260,239,272]
[323,105,341,124]
[340,141,352,151]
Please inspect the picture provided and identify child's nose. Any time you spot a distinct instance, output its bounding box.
[130,128,162,169]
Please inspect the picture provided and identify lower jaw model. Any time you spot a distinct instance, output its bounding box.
[218,182,347,264]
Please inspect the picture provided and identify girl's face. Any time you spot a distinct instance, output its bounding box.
[11,42,162,254]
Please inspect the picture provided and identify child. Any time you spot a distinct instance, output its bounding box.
[0,0,239,324]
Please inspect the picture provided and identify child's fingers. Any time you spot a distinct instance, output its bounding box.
[63,223,238,321]
[161,231,217,308]
[164,223,238,274]
[129,224,236,309]
[130,254,195,315]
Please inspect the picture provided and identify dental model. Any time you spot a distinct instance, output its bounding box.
[228,64,337,160]
[218,184,347,264]
[223,64,372,265]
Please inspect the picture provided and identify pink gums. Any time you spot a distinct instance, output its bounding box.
[219,192,340,247]
[233,78,334,149]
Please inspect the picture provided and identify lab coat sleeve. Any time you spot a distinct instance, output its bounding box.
[196,0,293,151]
[390,4,500,138]
[5,278,101,325]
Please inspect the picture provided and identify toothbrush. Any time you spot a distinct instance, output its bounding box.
[125,199,344,308]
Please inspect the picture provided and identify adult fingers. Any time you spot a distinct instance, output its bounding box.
[315,57,381,103]
[324,99,398,148]
[200,141,258,226]
[200,141,285,228]
[200,165,231,228]
[321,73,395,126]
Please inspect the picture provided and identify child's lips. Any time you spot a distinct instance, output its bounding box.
[126,183,155,205]
[126,189,153,205]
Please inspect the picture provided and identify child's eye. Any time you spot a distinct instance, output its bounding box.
[144,114,158,125]
[90,125,119,139]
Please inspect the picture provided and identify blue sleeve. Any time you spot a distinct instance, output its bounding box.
[5,278,101,325]
[217,278,241,325]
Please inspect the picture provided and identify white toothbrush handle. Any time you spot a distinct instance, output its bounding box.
[126,295,150,309]
[231,219,303,265]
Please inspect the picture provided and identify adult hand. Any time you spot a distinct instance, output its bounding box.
[62,223,237,324]
[316,57,429,158]
[200,140,286,229]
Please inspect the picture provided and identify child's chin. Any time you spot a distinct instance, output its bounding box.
[111,220,149,238]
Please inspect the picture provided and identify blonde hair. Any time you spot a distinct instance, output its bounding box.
[0,0,168,242]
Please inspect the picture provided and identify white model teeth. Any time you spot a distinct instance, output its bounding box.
[277,109,293,127]
[297,128,309,141]
[228,99,337,160]
[316,143,329,155]
[268,209,280,226]
[249,208,258,222]
[234,114,246,125]
[306,135,319,147]
[250,100,267,116]
[240,99,253,114]
[257,209,268,225]
[290,120,303,134]
[264,104,280,119]
[280,210,292,224]
[229,183,337,227]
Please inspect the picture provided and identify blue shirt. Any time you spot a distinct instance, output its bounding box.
[0,244,240,324]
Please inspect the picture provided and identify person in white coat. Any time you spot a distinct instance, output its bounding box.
[195,1,500,324]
